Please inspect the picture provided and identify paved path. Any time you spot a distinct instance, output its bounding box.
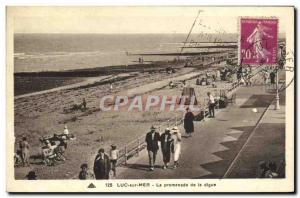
[225,92,286,178]
[116,81,279,179]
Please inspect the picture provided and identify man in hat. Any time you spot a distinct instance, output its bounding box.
[160,128,172,169]
[145,126,160,171]
[93,148,111,179]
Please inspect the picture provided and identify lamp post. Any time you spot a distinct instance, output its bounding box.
[274,67,280,110]
[274,44,285,110]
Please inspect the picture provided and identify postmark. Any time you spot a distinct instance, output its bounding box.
[239,17,278,65]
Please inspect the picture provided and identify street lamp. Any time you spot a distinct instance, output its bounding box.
[274,44,285,110]
[274,66,280,110]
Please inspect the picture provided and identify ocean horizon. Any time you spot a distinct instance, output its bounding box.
[14,33,238,73]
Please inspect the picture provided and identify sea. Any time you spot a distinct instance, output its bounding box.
[14,33,237,73]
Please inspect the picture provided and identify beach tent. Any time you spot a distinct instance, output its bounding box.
[179,87,198,105]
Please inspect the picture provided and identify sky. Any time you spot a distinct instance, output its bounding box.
[8,7,290,34]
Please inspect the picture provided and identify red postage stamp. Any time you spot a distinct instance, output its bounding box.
[239,18,278,65]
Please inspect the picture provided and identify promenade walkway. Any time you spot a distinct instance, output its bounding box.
[116,81,284,179]
[225,92,286,178]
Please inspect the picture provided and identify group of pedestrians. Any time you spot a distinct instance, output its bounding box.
[237,66,253,86]
[145,100,215,171]
[146,126,182,171]
[261,69,276,89]
[79,144,119,180]
[91,144,119,179]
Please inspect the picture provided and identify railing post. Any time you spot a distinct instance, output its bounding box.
[124,146,127,165]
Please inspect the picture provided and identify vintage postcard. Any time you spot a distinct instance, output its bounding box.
[6,6,295,192]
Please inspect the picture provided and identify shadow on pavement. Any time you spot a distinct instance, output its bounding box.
[197,126,255,178]
[123,163,163,171]
[240,94,273,108]
[227,123,285,178]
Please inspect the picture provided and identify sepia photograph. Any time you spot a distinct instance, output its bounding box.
[6,6,295,192]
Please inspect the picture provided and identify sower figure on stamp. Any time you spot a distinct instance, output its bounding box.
[19,136,30,166]
[93,148,111,179]
[160,128,172,169]
[247,21,274,63]
[145,126,160,171]
[184,107,195,137]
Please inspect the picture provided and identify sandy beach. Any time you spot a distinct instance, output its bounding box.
[14,57,239,179]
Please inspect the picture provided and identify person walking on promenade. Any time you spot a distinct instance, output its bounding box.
[19,137,30,166]
[261,70,268,85]
[160,128,172,169]
[145,126,160,171]
[93,148,111,179]
[110,144,119,177]
[270,70,276,89]
[237,66,243,83]
[248,65,252,74]
[207,92,215,118]
[184,107,195,137]
[171,127,182,169]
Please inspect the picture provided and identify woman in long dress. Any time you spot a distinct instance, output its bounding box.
[184,107,195,137]
[171,126,182,169]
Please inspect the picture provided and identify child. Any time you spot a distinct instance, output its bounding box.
[110,144,119,177]
[78,163,94,180]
